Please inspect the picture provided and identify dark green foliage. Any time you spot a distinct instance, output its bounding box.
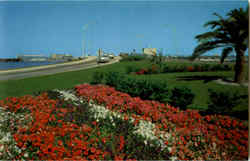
[169,87,195,110]
[193,64,202,72]
[105,71,125,87]
[120,54,148,62]
[154,63,233,74]
[207,89,246,114]
[90,71,105,85]
[33,90,61,100]
[125,65,141,74]
[146,64,160,74]
[223,64,233,71]
[62,99,95,126]
[162,64,176,73]
[175,65,187,72]
[211,64,224,71]
[104,71,169,103]
[191,7,248,83]
[201,64,211,71]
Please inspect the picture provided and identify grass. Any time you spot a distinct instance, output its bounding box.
[0,60,248,111]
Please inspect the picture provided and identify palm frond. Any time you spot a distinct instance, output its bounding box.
[191,41,226,60]
[213,13,224,20]
[204,20,221,29]
[220,47,233,63]
[195,32,219,42]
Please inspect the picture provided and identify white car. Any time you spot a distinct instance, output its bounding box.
[108,54,114,59]
[97,56,110,63]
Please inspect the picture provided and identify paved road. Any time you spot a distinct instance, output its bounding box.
[0,57,120,81]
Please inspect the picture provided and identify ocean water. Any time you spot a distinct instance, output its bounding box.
[0,61,66,70]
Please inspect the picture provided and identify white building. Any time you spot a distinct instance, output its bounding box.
[142,48,157,56]
[17,54,47,62]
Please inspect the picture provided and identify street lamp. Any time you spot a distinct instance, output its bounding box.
[82,20,98,58]
[82,24,89,58]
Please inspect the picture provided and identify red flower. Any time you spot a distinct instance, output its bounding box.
[90,147,96,153]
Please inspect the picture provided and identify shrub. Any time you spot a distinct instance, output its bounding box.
[207,89,245,114]
[169,87,195,110]
[211,64,224,71]
[162,64,176,73]
[193,64,202,72]
[105,71,125,87]
[125,65,141,74]
[90,71,105,85]
[187,66,194,72]
[104,72,170,103]
[201,64,211,72]
[147,64,160,74]
[136,68,148,75]
[223,64,233,71]
[124,78,169,103]
[120,54,147,62]
[175,65,186,72]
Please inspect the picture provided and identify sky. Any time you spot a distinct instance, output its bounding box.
[0,1,248,58]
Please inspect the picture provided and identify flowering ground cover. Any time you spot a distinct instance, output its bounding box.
[75,84,248,160]
[0,90,171,160]
[0,84,248,160]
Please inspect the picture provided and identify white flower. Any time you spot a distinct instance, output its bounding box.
[0,145,4,152]
[170,156,178,161]
[56,89,174,153]
[24,152,29,158]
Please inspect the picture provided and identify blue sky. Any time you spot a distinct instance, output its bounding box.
[0,1,248,58]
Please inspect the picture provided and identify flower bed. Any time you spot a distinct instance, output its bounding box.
[132,63,233,75]
[0,84,248,160]
[75,84,248,160]
[0,91,171,160]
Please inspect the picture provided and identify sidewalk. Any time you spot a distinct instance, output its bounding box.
[0,56,97,74]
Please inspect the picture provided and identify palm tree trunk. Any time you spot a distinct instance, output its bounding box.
[234,47,245,83]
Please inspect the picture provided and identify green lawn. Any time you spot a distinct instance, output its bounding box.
[0,60,248,111]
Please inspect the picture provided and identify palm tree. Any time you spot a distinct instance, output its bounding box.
[191,7,248,83]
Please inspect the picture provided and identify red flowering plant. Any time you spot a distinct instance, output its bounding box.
[0,85,248,160]
[0,90,171,160]
[75,84,248,160]
[136,68,148,75]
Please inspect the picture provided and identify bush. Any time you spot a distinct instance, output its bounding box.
[211,64,224,71]
[187,66,194,72]
[162,64,176,73]
[201,64,211,72]
[125,65,141,74]
[120,54,147,62]
[90,71,105,85]
[105,71,125,87]
[193,64,202,72]
[147,64,160,74]
[104,72,170,103]
[175,65,187,72]
[169,87,195,110]
[207,89,245,114]
[223,64,233,71]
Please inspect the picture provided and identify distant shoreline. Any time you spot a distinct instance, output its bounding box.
[0,58,22,62]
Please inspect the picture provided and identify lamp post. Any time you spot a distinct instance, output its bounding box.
[82,24,89,58]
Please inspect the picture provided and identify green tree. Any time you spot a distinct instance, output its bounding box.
[191,7,248,83]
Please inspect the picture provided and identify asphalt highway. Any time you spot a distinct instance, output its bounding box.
[0,57,120,81]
